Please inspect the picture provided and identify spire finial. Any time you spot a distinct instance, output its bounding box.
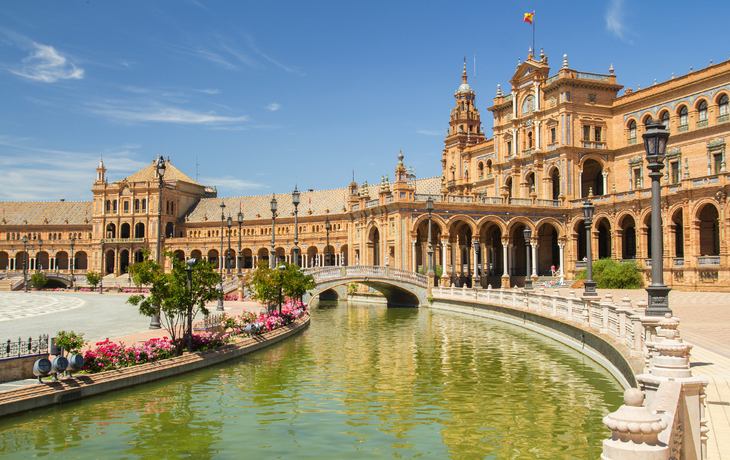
[609,63,614,75]
[562,54,568,69]
[528,46,533,59]
[397,148,404,166]
[539,47,545,61]
[496,84,502,97]
[462,57,468,84]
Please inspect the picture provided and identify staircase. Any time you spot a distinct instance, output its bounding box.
[0,279,12,292]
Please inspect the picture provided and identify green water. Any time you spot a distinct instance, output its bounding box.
[0,302,623,459]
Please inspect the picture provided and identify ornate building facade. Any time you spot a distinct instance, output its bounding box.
[2,50,730,291]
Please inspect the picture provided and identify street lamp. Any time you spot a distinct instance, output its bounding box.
[186,258,196,353]
[325,216,331,266]
[70,237,75,290]
[426,197,434,275]
[21,235,28,293]
[237,209,244,274]
[226,215,233,274]
[292,185,300,267]
[643,120,672,316]
[270,194,277,269]
[218,201,226,311]
[38,238,43,272]
[523,227,533,291]
[582,200,597,297]
[150,155,166,329]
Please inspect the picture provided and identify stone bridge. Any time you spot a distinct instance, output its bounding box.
[303,266,428,307]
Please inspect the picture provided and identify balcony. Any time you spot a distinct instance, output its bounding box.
[102,238,146,244]
[697,119,708,128]
[698,255,720,266]
[678,124,689,132]
[718,114,729,123]
[509,198,532,206]
[673,257,684,267]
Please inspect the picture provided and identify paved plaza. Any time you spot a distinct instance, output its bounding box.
[0,289,728,457]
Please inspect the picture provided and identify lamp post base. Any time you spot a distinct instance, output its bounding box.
[524,277,533,291]
[217,295,225,311]
[149,311,161,329]
[645,284,672,317]
[583,280,598,297]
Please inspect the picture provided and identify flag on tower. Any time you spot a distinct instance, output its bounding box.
[524,11,534,24]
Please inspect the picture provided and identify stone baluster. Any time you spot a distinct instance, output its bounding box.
[552,289,559,316]
[601,292,613,334]
[602,388,668,460]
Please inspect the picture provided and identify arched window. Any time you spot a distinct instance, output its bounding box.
[628,120,637,139]
[134,199,140,212]
[106,200,111,213]
[487,159,493,176]
[698,100,708,122]
[660,110,670,129]
[679,106,688,127]
[644,115,653,126]
[141,199,147,212]
[527,131,533,149]
[719,94,729,118]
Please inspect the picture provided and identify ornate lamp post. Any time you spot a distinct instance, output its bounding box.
[325,216,331,266]
[150,155,166,329]
[226,215,233,274]
[21,235,28,293]
[38,238,43,272]
[643,121,672,316]
[270,194,277,269]
[582,200,597,297]
[292,185,300,267]
[186,258,196,353]
[426,197,434,275]
[217,201,226,311]
[237,209,243,274]
[70,236,75,290]
[523,227,533,291]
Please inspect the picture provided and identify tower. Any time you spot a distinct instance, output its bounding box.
[95,155,106,184]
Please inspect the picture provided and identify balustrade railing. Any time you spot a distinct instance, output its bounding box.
[508,198,532,206]
[448,195,474,204]
[536,199,561,207]
[365,199,379,209]
[305,266,427,286]
[1,335,49,359]
[698,255,720,266]
[414,194,442,202]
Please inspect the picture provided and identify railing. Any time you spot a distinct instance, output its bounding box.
[522,149,532,156]
[718,114,729,123]
[678,124,689,132]
[509,198,532,206]
[697,120,708,128]
[698,255,720,266]
[385,196,393,204]
[545,74,560,85]
[222,278,239,293]
[414,194,442,202]
[673,258,684,267]
[102,238,146,244]
[576,72,610,81]
[448,195,474,204]
[476,196,503,204]
[194,313,225,330]
[575,261,587,269]
[365,199,379,209]
[581,141,606,149]
[352,204,359,211]
[305,265,427,287]
[1,335,49,359]
[536,199,561,207]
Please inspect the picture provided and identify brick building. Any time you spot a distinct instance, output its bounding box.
[1,50,729,291]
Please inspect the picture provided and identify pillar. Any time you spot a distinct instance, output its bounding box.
[531,242,538,277]
[472,237,480,287]
[602,171,608,195]
[411,240,417,272]
[558,242,565,281]
[578,169,583,198]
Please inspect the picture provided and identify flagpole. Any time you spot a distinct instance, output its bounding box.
[532,10,535,55]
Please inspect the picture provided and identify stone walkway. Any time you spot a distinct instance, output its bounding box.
[1,289,729,457]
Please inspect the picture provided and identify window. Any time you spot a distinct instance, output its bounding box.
[720,95,729,117]
[594,126,602,142]
[527,131,533,149]
[487,160,493,175]
[628,120,637,139]
[661,111,670,129]
[634,168,642,189]
[644,115,653,126]
[112,200,117,213]
[507,141,512,157]
[698,100,708,121]
[565,91,571,102]
[714,153,723,174]
[142,199,147,212]
[671,161,679,184]
[551,127,556,143]
[583,125,591,140]
[134,199,140,212]
[123,200,129,213]
[679,106,688,126]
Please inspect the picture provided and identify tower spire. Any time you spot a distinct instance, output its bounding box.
[462,56,468,84]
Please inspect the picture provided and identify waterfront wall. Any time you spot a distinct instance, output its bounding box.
[0,314,310,417]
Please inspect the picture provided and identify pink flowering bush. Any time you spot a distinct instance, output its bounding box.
[83,337,175,373]
[174,331,233,352]
[223,293,240,301]
[223,300,307,337]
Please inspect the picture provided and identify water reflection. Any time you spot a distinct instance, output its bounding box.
[0,301,622,459]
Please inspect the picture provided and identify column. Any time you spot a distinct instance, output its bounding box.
[450,240,456,281]
[558,242,565,280]
[480,243,486,279]
[510,128,517,156]
[411,240,417,272]
[512,91,517,119]
[578,170,583,198]
[502,240,509,277]
[472,237,480,286]
[602,171,608,195]
[535,120,541,152]
[531,242,538,277]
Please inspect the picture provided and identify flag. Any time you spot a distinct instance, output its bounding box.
[524,12,533,24]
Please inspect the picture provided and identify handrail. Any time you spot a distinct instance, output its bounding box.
[304,265,428,287]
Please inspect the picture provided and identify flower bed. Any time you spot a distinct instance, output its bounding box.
[83,337,176,373]
[222,299,307,336]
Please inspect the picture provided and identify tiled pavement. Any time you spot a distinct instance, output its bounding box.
[1,289,729,457]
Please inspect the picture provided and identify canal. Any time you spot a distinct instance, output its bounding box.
[0,301,623,459]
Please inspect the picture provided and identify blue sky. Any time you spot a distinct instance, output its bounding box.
[1,0,728,202]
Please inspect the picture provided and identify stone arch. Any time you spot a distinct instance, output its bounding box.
[366,225,381,266]
[547,164,561,200]
[55,251,69,270]
[134,222,145,238]
[339,243,349,266]
[165,222,174,238]
[572,216,587,261]
[190,249,203,262]
[696,202,720,256]
[75,251,88,270]
[617,212,637,259]
[120,249,130,274]
[411,213,447,234]
[305,245,319,268]
[641,113,655,126]
[173,250,185,262]
[508,220,533,279]
[670,205,685,259]
[207,249,219,268]
[120,222,131,239]
[104,249,115,275]
[105,223,116,239]
[536,220,560,276]
[0,251,9,270]
[504,175,514,201]
[414,214,444,274]
[478,220,504,280]
[445,214,477,235]
[594,215,612,259]
[580,157,605,196]
[133,249,144,264]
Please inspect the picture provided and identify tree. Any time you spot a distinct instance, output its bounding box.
[576,258,643,289]
[86,271,101,289]
[31,272,48,290]
[245,262,315,312]
[127,250,221,355]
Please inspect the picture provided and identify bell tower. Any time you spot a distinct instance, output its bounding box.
[95,155,106,184]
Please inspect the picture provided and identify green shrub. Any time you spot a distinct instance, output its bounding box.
[31,272,48,289]
[575,258,643,289]
[86,271,101,288]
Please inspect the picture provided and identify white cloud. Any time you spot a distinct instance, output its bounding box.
[89,103,249,125]
[606,0,632,43]
[198,88,220,94]
[266,103,280,112]
[9,42,84,83]
[417,129,442,136]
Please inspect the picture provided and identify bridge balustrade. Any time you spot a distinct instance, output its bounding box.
[305,266,427,287]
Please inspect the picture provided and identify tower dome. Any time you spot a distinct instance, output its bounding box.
[457,58,474,95]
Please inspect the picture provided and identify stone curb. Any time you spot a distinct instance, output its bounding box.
[0,313,310,417]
